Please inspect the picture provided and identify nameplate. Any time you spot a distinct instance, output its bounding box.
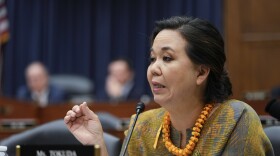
[0,118,36,130]
[16,145,100,156]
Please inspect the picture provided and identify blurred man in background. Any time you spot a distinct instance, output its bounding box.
[16,61,66,107]
[96,58,144,102]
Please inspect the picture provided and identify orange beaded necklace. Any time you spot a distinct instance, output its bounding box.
[162,104,213,156]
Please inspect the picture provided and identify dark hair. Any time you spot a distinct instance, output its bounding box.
[150,16,232,103]
[111,57,134,72]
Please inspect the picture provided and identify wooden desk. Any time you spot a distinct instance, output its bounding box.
[1,97,270,120]
[39,101,160,123]
[0,97,38,119]
[0,97,160,139]
[0,97,39,139]
[0,97,273,140]
[39,101,160,140]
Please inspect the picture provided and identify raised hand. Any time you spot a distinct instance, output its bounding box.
[64,102,108,156]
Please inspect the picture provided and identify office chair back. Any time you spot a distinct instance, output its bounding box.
[50,74,94,103]
[264,126,280,155]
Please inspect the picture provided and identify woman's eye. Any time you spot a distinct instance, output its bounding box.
[149,57,156,63]
[163,56,173,62]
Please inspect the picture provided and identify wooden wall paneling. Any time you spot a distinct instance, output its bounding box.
[225,0,280,99]
[225,0,242,98]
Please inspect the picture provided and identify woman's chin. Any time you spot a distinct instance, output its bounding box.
[153,96,169,106]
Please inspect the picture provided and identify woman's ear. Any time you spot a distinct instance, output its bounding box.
[196,65,210,85]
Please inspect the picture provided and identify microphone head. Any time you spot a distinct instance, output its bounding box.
[265,99,280,120]
[136,102,145,114]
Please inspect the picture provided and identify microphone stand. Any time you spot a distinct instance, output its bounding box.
[120,102,145,156]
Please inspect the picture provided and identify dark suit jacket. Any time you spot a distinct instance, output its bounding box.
[16,85,67,105]
[271,86,280,99]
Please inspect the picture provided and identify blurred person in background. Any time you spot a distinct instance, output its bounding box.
[96,58,144,102]
[270,86,280,99]
[16,61,67,107]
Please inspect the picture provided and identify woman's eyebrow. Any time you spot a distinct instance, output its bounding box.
[150,46,175,53]
[161,46,175,53]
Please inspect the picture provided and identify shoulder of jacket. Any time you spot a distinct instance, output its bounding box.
[225,99,257,111]
[222,99,259,120]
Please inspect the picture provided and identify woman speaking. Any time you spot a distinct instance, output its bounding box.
[64,16,274,156]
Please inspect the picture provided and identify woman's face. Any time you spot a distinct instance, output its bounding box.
[147,29,201,106]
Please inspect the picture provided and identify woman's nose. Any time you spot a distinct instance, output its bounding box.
[149,61,162,76]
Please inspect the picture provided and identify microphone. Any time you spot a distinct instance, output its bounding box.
[120,102,145,156]
[265,99,280,120]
